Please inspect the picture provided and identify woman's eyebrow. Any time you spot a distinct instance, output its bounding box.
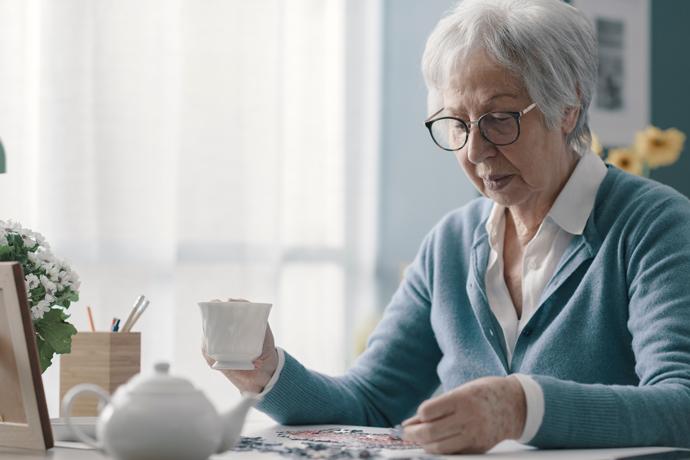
[483,93,519,105]
[445,93,521,115]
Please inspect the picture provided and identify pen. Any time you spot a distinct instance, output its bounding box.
[111,317,117,330]
[122,299,150,333]
[86,306,96,332]
[121,295,145,333]
[111,318,121,332]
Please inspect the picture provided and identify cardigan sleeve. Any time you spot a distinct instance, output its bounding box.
[529,195,690,448]
[254,231,443,427]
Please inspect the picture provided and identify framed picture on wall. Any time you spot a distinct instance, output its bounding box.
[0,262,53,450]
[572,0,650,146]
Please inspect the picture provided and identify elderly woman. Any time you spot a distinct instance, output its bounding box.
[203,0,690,453]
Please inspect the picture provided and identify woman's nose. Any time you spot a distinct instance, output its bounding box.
[466,128,497,165]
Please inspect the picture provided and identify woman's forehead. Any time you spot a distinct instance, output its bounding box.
[442,87,525,112]
[443,51,526,107]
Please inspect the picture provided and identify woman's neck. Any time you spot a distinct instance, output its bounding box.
[505,149,580,248]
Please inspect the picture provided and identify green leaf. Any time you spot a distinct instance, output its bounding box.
[35,335,56,373]
[33,308,78,373]
[0,245,13,261]
[10,234,23,248]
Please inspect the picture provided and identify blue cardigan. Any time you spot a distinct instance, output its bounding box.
[255,166,690,448]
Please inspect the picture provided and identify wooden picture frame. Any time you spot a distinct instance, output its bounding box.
[572,0,650,146]
[0,261,53,450]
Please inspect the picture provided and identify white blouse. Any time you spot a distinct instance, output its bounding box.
[484,149,608,442]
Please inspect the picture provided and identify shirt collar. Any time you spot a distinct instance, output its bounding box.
[548,149,608,235]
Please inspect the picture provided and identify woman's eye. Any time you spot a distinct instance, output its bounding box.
[490,113,512,122]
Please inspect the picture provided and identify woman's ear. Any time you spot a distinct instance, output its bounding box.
[561,105,580,135]
[562,90,582,135]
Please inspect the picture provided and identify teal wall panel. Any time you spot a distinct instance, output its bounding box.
[649,0,690,198]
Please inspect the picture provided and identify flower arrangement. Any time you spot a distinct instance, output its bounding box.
[592,126,686,177]
[0,221,80,373]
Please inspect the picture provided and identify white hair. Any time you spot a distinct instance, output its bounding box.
[422,0,597,152]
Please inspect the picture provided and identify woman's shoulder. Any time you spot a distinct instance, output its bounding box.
[422,196,493,247]
[596,166,690,213]
[594,165,690,235]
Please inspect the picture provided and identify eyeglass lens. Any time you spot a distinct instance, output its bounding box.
[430,112,519,150]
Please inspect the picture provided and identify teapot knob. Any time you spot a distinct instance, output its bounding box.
[154,362,170,374]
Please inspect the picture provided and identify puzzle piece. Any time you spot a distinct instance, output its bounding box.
[231,429,440,460]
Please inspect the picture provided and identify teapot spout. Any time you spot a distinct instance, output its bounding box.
[216,393,263,453]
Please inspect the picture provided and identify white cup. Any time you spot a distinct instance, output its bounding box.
[198,301,272,370]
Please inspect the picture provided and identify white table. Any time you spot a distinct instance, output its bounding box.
[0,420,682,460]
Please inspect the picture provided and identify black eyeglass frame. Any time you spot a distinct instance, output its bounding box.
[424,103,536,151]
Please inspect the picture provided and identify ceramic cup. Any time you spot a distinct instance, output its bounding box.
[198,301,272,370]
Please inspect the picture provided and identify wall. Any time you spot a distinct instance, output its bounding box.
[377,0,476,309]
[649,0,690,197]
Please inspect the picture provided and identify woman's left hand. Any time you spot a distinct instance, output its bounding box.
[401,375,526,454]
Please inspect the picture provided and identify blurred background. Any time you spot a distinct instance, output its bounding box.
[0,0,687,419]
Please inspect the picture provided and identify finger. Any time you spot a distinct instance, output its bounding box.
[200,340,216,367]
[420,434,470,455]
[401,415,421,427]
[403,411,464,445]
[252,359,262,369]
[227,298,250,302]
[403,412,461,445]
[416,394,456,422]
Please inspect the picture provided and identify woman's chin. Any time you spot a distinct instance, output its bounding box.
[479,183,523,207]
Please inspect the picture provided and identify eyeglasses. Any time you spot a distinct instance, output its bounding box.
[424,103,536,151]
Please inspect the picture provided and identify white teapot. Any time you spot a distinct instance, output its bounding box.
[62,362,261,460]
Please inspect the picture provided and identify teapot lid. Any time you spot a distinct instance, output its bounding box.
[126,362,197,394]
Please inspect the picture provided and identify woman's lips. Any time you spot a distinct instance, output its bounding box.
[482,174,514,191]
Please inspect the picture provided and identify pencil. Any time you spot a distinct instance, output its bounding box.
[111,317,117,330]
[86,306,96,332]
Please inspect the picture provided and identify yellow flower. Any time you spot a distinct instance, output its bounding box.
[634,126,686,169]
[590,131,603,156]
[606,148,644,176]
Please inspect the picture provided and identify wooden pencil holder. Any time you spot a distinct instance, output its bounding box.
[59,332,141,417]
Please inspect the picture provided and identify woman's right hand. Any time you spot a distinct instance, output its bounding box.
[200,298,280,394]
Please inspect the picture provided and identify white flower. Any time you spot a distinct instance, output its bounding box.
[25,274,40,290]
[55,270,67,290]
[27,251,41,268]
[17,229,36,248]
[40,274,57,295]
[57,270,78,292]
[2,220,21,234]
[31,299,52,320]
[46,265,60,283]
[39,251,56,266]
[0,235,7,246]
[29,250,56,269]
[32,231,49,249]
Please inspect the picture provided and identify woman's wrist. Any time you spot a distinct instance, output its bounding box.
[505,375,528,440]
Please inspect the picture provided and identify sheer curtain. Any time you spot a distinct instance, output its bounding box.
[0,0,381,416]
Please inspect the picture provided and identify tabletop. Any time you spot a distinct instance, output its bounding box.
[0,420,684,460]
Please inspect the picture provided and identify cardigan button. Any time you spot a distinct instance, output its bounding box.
[522,328,532,336]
